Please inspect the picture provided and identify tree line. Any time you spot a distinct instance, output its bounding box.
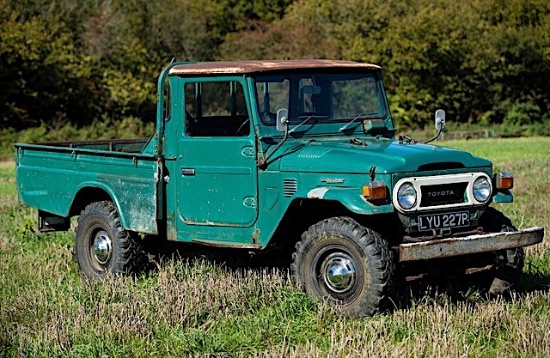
[1,0,548,134]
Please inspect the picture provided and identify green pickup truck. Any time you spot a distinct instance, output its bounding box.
[15,60,544,317]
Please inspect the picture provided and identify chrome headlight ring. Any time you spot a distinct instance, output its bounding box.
[397,182,417,210]
[473,176,492,202]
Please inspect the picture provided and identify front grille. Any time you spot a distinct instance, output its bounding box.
[420,183,467,207]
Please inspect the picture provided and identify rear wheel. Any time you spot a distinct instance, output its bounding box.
[75,201,145,279]
[291,217,394,317]
[479,207,524,295]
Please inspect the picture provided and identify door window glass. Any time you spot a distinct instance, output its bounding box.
[184,81,250,136]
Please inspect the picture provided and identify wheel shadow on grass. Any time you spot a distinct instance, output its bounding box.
[387,267,550,313]
[142,241,293,274]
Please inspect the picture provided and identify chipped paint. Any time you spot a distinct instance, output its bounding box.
[307,187,330,199]
[252,229,260,245]
[321,178,345,184]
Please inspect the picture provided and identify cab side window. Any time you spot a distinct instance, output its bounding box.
[184,81,250,137]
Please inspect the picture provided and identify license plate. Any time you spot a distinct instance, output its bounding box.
[418,211,470,231]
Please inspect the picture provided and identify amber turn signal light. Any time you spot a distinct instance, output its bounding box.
[362,181,387,200]
[495,172,514,189]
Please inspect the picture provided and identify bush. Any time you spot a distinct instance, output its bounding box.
[503,100,543,127]
[0,117,155,160]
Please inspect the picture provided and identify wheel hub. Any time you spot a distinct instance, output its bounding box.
[320,252,356,293]
[91,230,112,266]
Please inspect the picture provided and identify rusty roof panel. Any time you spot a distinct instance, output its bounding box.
[168,60,381,76]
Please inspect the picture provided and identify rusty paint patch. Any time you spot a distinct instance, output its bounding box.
[399,226,544,262]
[169,60,381,76]
[252,229,260,245]
[166,218,177,241]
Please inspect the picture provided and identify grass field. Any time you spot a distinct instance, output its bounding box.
[1,138,549,357]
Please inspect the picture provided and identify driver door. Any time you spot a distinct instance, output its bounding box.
[176,79,258,229]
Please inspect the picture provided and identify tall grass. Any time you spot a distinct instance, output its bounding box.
[1,138,549,357]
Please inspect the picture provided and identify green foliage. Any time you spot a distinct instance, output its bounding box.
[0,0,548,135]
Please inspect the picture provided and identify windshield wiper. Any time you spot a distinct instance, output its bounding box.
[339,112,373,132]
[289,115,326,134]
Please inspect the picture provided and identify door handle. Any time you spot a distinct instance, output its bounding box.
[181,168,195,176]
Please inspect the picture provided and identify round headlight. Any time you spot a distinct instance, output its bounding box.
[397,182,417,209]
[473,176,492,202]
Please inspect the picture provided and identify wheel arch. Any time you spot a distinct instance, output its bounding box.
[268,198,357,250]
[268,197,400,251]
[69,184,129,229]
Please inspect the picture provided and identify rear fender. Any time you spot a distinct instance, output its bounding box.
[71,182,158,235]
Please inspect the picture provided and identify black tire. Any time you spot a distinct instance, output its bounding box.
[479,207,524,295]
[75,201,145,279]
[291,217,394,317]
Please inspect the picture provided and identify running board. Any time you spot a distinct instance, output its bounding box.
[191,239,262,250]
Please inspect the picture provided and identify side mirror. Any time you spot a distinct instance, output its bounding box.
[435,109,446,132]
[276,108,289,132]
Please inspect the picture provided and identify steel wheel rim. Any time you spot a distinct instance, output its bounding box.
[320,251,357,294]
[90,230,112,269]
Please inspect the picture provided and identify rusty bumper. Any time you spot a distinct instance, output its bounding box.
[398,227,544,262]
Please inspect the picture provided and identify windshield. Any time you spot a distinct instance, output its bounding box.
[254,72,387,127]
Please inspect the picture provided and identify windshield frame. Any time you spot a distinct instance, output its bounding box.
[252,70,390,130]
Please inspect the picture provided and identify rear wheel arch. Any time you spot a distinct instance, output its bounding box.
[69,186,129,229]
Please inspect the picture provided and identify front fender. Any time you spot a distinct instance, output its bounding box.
[304,186,394,215]
[493,189,513,204]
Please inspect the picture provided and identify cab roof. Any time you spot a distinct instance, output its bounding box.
[168,60,381,76]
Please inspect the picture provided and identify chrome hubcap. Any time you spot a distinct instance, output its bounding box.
[320,252,357,293]
[91,230,112,266]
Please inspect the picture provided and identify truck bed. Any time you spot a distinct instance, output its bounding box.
[22,136,155,154]
[14,137,160,235]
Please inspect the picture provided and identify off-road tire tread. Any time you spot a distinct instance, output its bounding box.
[291,216,394,317]
[479,207,524,294]
[75,201,145,278]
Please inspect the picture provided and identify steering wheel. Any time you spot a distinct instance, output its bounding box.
[236,118,250,135]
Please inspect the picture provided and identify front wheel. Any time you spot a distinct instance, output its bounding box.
[291,217,394,317]
[479,207,525,295]
[74,201,145,279]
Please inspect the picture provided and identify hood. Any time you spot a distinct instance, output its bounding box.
[278,138,492,173]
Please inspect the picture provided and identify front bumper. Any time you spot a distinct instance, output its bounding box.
[398,227,544,262]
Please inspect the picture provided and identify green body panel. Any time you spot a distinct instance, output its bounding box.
[493,190,514,203]
[15,143,159,234]
[161,75,260,245]
[275,138,491,173]
[14,61,507,250]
